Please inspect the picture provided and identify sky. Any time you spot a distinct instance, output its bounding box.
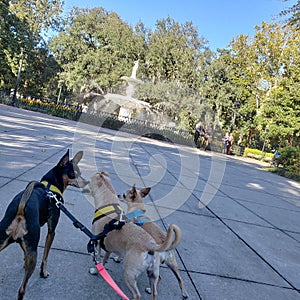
[63,0,295,51]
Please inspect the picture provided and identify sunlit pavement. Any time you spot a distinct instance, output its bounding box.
[0,104,300,300]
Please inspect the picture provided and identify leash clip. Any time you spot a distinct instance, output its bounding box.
[47,191,63,208]
[119,210,126,223]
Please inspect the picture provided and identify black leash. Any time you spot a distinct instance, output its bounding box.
[58,203,105,241]
[44,187,125,253]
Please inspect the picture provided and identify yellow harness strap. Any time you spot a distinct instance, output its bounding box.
[41,181,63,197]
[93,204,122,224]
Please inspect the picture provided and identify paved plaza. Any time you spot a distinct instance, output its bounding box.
[0,104,299,300]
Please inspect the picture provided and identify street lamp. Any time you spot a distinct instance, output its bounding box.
[12,48,25,106]
[57,80,64,104]
[261,127,269,153]
[230,101,240,132]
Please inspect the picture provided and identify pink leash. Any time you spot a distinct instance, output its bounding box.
[96,262,129,300]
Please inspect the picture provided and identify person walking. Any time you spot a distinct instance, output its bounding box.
[194,120,206,148]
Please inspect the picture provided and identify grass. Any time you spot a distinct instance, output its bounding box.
[263,166,300,182]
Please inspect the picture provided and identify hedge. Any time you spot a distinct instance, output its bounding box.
[243,148,273,162]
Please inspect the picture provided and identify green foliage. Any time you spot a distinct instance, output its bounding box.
[278,146,300,178]
[0,0,63,96]
[135,80,217,134]
[244,147,264,158]
[17,98,79,120]
[280,0,300,29]
[243,148,273,162]
[9,0,63,37]
[49,7,145,93]
[202,22,300,149]
[1,2,299,156]
[144,17,207,88]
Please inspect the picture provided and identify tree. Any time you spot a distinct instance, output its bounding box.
[0,1,30,90]
[9,0,63,39]
[49,7,146,94]
[280,0,300,28]
[145,17,207,88]
[0,0,63,96]
[200,49,239,133]
[215,22,300,148]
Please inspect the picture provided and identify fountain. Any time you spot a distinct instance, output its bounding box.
[88,60,151,120]
[85,60,175,128]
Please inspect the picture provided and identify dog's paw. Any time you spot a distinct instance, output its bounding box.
[89,267,98,275]
[145,287,152,294]
[112,256,122,263]
[40,271,49,278]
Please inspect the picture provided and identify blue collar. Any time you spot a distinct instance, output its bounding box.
[126,210,151,226]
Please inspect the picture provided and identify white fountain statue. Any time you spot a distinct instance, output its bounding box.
[121,60,144,98]
[90,60,150,120]
[131,60,139,79]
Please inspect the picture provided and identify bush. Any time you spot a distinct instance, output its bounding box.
[277,146,300,179]
[243,148,264,160]
[243,148,273,162]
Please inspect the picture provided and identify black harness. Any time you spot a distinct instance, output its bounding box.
[40,182,125,253]
[92,203,126,252]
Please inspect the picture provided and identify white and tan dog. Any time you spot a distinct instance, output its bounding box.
[118,185,189,299]
[88,172,180,300]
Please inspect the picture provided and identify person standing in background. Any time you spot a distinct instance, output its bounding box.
[226,132,234,155]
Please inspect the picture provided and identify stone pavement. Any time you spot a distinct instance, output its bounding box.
[0,104,300,300]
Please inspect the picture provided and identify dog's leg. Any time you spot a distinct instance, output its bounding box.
[40,229,55,278]
[146,252,160,300]
[123,258,142,300]
[0,236,13,251]
[0,217,16,251]
[18,242,37,300]
[103,251,111,265]
[89,242,103,275]
[165,250,189,299]
[124,272,141,300]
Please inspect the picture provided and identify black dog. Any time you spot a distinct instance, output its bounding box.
[0,150,89,300]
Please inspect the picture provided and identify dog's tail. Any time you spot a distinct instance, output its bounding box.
[6,181,36,240]
[155,224,182,252]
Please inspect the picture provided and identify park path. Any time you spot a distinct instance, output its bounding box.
[0,104,300,299]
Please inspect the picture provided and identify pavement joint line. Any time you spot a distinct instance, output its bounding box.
[215,189,300,245]
[0,147,73,190]
[187,269,298,291]
[38,245,91,257]
[34,245,300,294]
[132,143,203,300]
[200,202,300,293]
[227,161,300,196]
[218,179,300,203]
[32,245,297,290]
[193,173,300,246]
[0,177,29,189]
[235,198,300,213]
[2,105,299,299]
[155,203,300,241]
[188,185,300,293]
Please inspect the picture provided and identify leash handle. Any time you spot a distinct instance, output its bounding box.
[96,263,129,300]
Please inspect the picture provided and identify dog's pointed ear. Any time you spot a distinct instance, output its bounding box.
[58,149,70,167]
[72,151,83,164]
[131,184,137,199]
[96,172,102,184]
[100,171,109,177]
[140,187,151,198]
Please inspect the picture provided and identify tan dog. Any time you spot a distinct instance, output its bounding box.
[118,185,189,299]
[88,172,180,300]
